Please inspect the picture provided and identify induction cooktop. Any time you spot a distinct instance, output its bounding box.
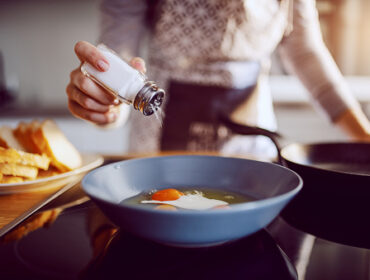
[0,197,368,280]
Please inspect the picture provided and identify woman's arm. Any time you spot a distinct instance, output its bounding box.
[80,0,148,128]
[336,108,370,141]
[278,0,370,141]
[99,0,148,60]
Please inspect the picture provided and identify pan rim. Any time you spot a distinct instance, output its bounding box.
[281,142,370,177]
[82,155,303,216]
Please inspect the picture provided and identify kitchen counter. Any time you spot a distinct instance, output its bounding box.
[0,106,70,117]
[270,75,370,104]
[2,75,369,116]
[2,74,369,154]
[0,114,129,155]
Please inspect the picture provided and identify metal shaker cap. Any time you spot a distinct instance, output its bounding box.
[133,81,165,116]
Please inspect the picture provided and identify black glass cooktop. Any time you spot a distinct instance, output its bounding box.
[0,196,369,280]
[0,201,297,280]
[0,172,369,280]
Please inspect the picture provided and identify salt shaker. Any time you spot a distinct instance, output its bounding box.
[80,44,165,116]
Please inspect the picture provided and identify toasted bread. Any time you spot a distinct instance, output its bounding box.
[37,167,61,178]
[0,175,24,184]
[0,163,38,179]
[32,120,82,172]
[0,138,6,148]
[0,147,50,170]
[0,126,26,151]
[14,122,41,154]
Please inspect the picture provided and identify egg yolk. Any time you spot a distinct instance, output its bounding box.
[151,189,184,201]
[155,204,177,211]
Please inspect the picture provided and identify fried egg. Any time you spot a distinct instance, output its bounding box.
[141,188,228,210]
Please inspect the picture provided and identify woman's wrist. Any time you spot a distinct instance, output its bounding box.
[335,107,370,141]
[95,104,131,129]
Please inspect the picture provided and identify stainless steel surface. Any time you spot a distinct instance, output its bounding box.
[133,81,165,116]
[0,180,79,238]
[42,183,89,212]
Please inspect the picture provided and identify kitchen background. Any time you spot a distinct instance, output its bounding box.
[0,0,370,154]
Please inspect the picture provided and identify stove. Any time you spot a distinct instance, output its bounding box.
[0,186,369,280]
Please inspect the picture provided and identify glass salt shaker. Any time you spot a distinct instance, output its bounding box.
[80,44,165,116]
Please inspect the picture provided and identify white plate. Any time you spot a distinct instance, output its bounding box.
[0,154,104,194]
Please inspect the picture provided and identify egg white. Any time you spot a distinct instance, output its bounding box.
[141,193,228,210]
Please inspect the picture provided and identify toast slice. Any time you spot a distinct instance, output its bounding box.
[37,167,61,178]
[0,175,24,184]
[32,120,82,172]
[0,147,50,170]
[14,122,41,154]
[0,126,26,151]
[0,163,38,179]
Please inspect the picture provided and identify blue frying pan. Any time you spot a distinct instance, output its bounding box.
[82,155,302,247]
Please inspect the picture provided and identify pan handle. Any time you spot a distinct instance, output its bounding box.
[219,115,286,165]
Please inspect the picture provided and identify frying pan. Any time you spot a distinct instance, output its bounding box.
[82,155,302,247]
[221,116,370,248]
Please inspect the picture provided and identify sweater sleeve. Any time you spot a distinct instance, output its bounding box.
[96,0,148,129]
[99,0,148,60]
[278,0,361,122]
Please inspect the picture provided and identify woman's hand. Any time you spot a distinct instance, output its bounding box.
[66,41,146,125]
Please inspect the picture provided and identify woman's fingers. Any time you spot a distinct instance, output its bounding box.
[66,84,111,113]
[68,100,117,125]
[68,41,124,125]
[74,41,109,71]
[70,69,118,105]
[130,57,146,73]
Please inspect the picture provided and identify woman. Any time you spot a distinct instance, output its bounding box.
[66,0,370,160]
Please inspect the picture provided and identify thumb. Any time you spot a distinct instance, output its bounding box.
[130,57,146,74]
